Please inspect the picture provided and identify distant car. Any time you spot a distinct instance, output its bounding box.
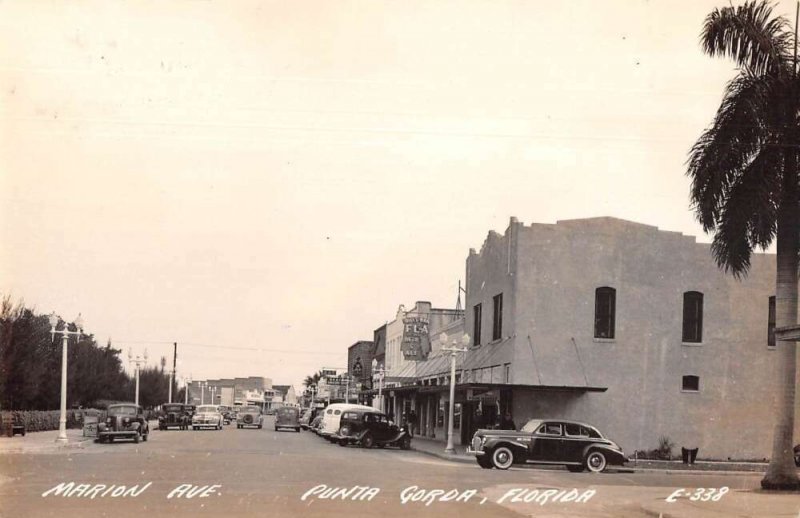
[275,406,301,432]
[218,406,233,424]
[192,405,224,430]
[237,405,263,429]
[97,403,149,443]
[158,403,189,431]
[794,444,800,467]
[334,409,410,450]
[299,410,312,430]
[468,419,626,472]
[310,415,323,433]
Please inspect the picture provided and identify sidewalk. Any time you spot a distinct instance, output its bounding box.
[410,436,774,475]
[640,488,800,518]
[0,429,93,454]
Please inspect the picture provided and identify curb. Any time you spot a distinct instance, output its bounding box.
[410,446,474,464]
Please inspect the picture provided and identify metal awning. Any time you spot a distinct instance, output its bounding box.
[381,382,607,395]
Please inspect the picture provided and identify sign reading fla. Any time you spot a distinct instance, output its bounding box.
[401,316,431,361]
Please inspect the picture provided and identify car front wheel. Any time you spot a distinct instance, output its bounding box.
[399,435,411,450]
[585,451,607,473]
[490,446,514,470]
[361,433,374,449]
[133,432,141,444]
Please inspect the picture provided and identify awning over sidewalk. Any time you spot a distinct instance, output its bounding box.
[385,382,607,396]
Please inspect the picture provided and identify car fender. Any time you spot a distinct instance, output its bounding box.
[129,422,141,431]
[384,430,408,443]
[581,444,625,464]
[485,438,528,452]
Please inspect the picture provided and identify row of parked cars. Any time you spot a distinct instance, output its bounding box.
[302,403,412,450]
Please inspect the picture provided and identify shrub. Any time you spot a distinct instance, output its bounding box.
[1,410,92,433]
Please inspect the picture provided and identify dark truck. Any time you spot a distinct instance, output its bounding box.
[158,403,189,430]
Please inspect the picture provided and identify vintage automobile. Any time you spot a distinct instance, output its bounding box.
[97,403,150,443]
[310,414,323,433]
[158,403,189,431]
[218,405,233,424]
[236,405,263,429]
[318,403,374,440]
[794,444,800,467]
[275,406,301,432]
[299,409,312,430]
[334,408,411,449]
[467,419,626,472]
[192,405,224,430]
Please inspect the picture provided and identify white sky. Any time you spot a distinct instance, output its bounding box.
[1,0,793,390]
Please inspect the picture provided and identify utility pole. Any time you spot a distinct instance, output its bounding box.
[168,342,177,403]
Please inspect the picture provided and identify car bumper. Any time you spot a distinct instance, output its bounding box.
[192,423,219,427]
[98,430,139,437]
[466,447,486,456]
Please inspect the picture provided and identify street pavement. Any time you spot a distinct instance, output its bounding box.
[0,417,797,518]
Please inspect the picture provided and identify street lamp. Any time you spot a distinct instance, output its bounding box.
[48,312,85,444]
[441,332,470,454]
[183,375,192,405]
[128,348,148,406]
[199,381,206,404]
[371,359,387,412]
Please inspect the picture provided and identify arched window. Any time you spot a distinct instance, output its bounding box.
[594,287,616,339]
[682,291,703,343]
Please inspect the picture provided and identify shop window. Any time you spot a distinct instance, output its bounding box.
[594,287,616,339]
[682,291,703,343]
[453,403,461,430]
[768,296,776,347]
[682,375,699,392]
[473,303,482,346]
[492,293,503,341]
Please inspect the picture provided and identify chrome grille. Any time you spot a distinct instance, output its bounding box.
[471,436,483,452]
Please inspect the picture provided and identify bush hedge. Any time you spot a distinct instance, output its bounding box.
[1,410,88,432]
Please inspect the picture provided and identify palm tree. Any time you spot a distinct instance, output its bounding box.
[688,0,800,489]
[303,371,323,389]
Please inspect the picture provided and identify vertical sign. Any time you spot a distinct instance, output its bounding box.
[401,316,430,360]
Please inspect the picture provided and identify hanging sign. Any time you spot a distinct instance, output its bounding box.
[401,316,430,360]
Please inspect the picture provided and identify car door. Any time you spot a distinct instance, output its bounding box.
[529,422,563,461]
[562,423,591,462]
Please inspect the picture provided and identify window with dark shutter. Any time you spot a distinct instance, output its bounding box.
[682,375,699,392]
[768,296,776,347]
[473,303,482,346]
[682,291,703,343]
[594,287,616,339]
[492,294,503,341]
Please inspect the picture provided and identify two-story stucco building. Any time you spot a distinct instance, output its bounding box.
[458,216,793,459]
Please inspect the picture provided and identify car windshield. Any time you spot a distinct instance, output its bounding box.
[197,405,217,413]
[109,405,138,416]
[242,406,260,413]
[520,419,542,433]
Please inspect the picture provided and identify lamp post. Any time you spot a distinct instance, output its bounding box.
[48,312,85,444]
[441,332,470,454]
[184,376,192,405]
[211,386,217,405]
[128,348,148,406]
[371,359,387,412]
[199,381,206,405]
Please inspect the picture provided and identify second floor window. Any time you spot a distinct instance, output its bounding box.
[768,296,776,347]
[473,303,482,346]
[594,287,616,339]
[492,293,503,341]
[682,291,703,343]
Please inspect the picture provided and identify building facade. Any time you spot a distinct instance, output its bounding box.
[459,216,790,459]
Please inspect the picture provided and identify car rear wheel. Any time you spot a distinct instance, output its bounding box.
[142,432,148,442]
[477,456,493,469]
[490,446,514,470]
[361,433,375,449]
[399,435,411,450]
[585,451,607,473]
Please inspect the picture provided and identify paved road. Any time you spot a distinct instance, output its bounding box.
[0,417,771,517]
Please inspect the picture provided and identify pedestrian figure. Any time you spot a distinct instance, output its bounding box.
[408,410,417,436]
[498,411,516,431]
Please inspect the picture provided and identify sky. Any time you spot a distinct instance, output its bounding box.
[1,0,795,391]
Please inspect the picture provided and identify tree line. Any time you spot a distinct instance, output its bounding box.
[0,297,181,410]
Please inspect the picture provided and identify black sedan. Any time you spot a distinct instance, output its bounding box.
[467,419,626,472]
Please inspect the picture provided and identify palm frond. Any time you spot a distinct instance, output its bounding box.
[688,72,783,230]
[701,0,793,76]
[709,147,783,276]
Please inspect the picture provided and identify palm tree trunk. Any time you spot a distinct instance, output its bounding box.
[761,155,800,490]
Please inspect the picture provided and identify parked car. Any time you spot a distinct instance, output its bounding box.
[192,405,224,430]
[310,415,323,433]
[794,444,800,467]
[467,419,626,472]
[236,405,263,429]
[97,403,149,443]
[218,405,233,424]
[318,403,375,440]
[275,406,301,432]
[334,408,410,449]
[158,403,189,430]
[299,409,312,430]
